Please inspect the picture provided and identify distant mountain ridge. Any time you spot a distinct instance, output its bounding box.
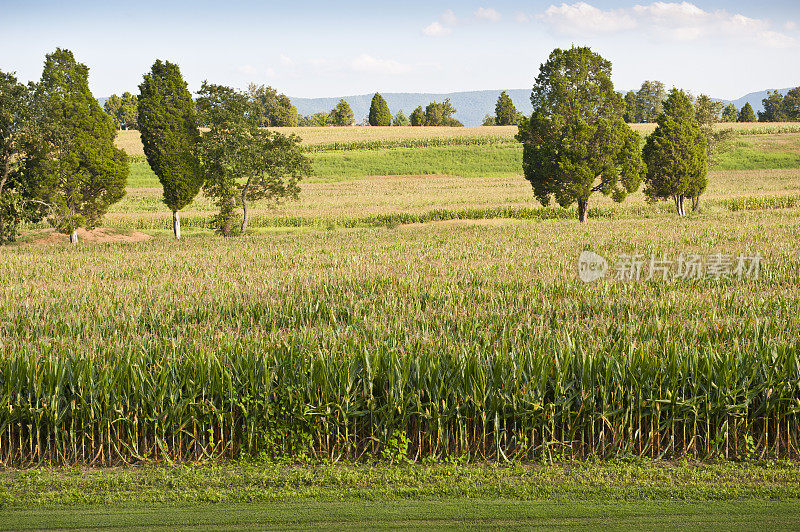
[724,88,793,113]
[288,88,794,127]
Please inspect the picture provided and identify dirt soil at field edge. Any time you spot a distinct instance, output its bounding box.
[26,227,151,245]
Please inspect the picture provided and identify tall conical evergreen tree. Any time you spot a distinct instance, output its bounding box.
[738,102,757,122]
[410,106,425,126]
[368,93,391,126]
[30,48,128,244]
[494,91,519,125]
[138,60,203,239]
[642,89,707,217]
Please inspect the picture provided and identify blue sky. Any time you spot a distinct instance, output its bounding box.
[1,1,799,99]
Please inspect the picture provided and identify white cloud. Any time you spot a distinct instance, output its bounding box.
[514,11,531,23]
[537,2,796,48]
[475,7,502,22]
[539,2,636,34]
[440,9,458,26]
[757,30,796,49]
[422,21,452,37]
[237,64,257,76]
[632,1,706,25]
[350,54,412,75]
[279,54,294,67]
[784,21,797,31]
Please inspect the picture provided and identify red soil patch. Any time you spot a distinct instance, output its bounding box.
[26,227,151,245]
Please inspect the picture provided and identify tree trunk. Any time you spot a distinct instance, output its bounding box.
[173,211,181,240]
[240,181,251,234]
[674,195,685,217]
[69,229,78,244]
[577,199,588,223]
[241,196,249,233]
[0,160,8,241]
[692,196,700,213]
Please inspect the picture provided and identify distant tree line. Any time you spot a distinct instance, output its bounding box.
[298,93,464,127]
[104,92,138,130]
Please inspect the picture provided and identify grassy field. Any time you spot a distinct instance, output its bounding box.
[122,124,800,189]
[3,122,800,526]
[7,498,799,530]
[2,461,799,529]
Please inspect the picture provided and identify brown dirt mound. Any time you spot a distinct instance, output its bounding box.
[26,227,151,245]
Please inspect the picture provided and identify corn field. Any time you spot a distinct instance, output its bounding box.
[2,211,800,465]
[300,136,517,153]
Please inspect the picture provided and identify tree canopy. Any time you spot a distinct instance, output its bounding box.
[329,99,354,126]
[392,109,409,126]
[138,59,203,239]
[721,103,738,122]
[424,99,461,126]
[516,46,644,223]
[197,82,310,235]
[622,90,637,123]
[738,102,757,122]
[27,48,128,243]
[642,89,707,217]
[0,71,43,243]
[759,91,787,122]
[368,93,391,126]
[410,106,425,126]
[635,80,666,123]
[783,87,800,121]
[694,94,723,125]
[247,84,299,127]
[494,91,519,125]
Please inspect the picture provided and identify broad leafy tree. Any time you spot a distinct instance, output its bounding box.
[329,99,354,126]
[694,94,723,125]
[738,102,757,122]
[138,59,203,239]
[758,90,786,122]
[482,114,496,126]
[247,84,299,127]
[197,82,310,235]
[410,106,425,126]
[495,91,519,125]
[721,103,738,122]
[783,87,800,121]
[516,47,644,223]
[27,48,128,243]
[299,112,329,127]
[0,71,43,243]
[104,92,138,130]
[120,92,138,129]
[103,94,123,128]
[636,80,665,123]
[642,89,707,217]
[622,90,637,123]
[692,94,729,211]
[368,93,391,126]
[392,109,409,126]
[424,99,462,126]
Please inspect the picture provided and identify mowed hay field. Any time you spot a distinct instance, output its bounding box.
[2,124,800,466]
